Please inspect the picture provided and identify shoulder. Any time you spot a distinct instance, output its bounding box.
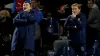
[78,12,86,18]
[38,10,43,15]
[79,12,86,16]
[91,8,100,14]
[66,15,71,19]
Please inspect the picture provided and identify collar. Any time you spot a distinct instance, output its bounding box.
[32,8,39,12]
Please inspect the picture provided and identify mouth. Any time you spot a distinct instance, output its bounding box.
[23,8,27,10]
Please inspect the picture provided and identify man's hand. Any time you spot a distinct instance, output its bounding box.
[24,7,31,12]
[71,13,76,18]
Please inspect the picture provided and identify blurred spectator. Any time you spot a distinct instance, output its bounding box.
[87,0,100,55]
[31,0,43,56]
[42,12,59,56]
[87,0,100,40]
[46,12,59,36]
[0,10,13,56]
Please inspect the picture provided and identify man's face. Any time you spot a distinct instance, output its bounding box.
[23,3,31,10]
[72,6,80,15]
[31,1,38,8]
[88,1,93,8]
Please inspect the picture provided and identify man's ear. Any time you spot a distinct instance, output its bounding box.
[79,9,81,12]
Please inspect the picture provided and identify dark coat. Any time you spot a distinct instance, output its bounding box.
[64,12,86,44]
[11,11,36,52]
[46,18,59,35]
[32,8,43,23]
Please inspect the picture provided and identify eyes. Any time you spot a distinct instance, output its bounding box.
[23,4,28,7]
[23,3,30,7]
[71,6,79,11]
[72,8,77,10]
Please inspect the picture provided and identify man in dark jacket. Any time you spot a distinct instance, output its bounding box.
[11,1,36,56]
[30,0,43,55]
[64,3,86,56]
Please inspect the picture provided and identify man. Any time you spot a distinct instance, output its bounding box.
[31,0,43,23]
[87,0,100,55]
[30,0,43,55]
[64,3,86,56]
[11,1,36,56]
[87,0,100,41]
[30,0,43,40]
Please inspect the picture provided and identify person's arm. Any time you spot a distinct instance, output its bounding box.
[13,13,27,25]
[73,14,86,30]
[35,11,43,23]
[64,16,72,30]
[13,11,37,25]
[64,15,84,30]
[80,15,86,30]
[26,13,36,24]
[88,9,97,24]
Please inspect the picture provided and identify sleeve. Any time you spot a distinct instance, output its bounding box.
[80,15,86,30]
[13,13,27,25]
[88,9,97,24]
[13,11,36,25]
[64,16,75,30]
[35,11,43,23]
[64,14,86,31]
[64,16,70,28]
[74,14,86,30]
[26,13,37,24]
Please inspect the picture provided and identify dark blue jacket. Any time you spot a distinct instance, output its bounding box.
[11,11,36,52]
[31,8,43,40]
[64,12,86,44]
[31,8,43,23]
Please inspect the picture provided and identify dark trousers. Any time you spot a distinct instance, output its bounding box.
[34,39,41,56]
[87,25,100,48]
[11,50,34,56]
[87,25,100,55]
[11,43,34,56]
[70,43,86,56]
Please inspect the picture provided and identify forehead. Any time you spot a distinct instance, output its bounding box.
[72,6,79,9]
[23,3,30,5]
[88,0,93,3]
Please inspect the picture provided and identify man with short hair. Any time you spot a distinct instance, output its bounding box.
[11,1,36,56]
[30,0,43,56]
[64,3,86,56]
[87,0,100,55]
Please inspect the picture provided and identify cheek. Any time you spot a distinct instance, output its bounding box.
[72,11,75,13]
[72,10,76,13]
[75,10,79,14]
